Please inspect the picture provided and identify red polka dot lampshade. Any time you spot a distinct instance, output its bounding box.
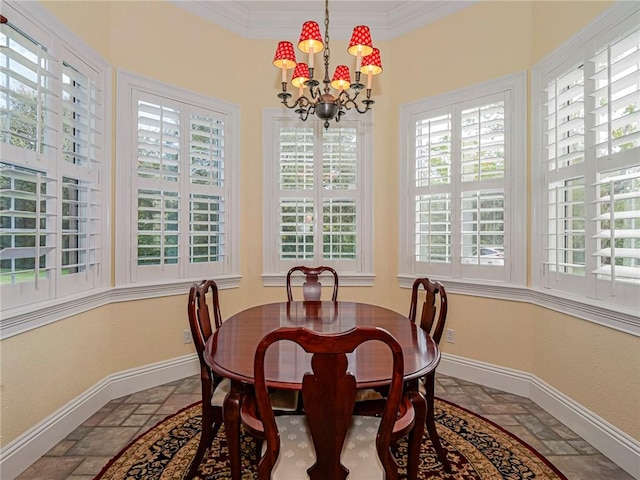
[347,25,373,57]
[298,21,324,54]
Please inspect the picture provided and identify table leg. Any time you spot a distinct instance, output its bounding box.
[406,381,425,480]
[223,380,244,480]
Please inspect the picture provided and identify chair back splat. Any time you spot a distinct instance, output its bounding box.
[241,326,416,480]
[408,277,448,344]
[286,265,339,301]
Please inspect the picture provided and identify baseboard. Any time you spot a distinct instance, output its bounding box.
[2,353,638,480]
[439,353,640,479]
[0,354,199,480]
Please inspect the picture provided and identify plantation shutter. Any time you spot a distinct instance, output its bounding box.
[542,64,588,289]
[0,21,57,304]
[411,93,510,280]
[0,21,57,157]
[589,23,640,288]
[590,26,640,158]
[131,90,230,281]
[321,127,357,261]
[414,113,453,265]
[276,121,360,270]
[58,58,103,296]
[135,95,181,277]
[459,97,506,269]
[537,10,640,306]
[279,125,315,261]
[0,164,56,305]
[188,111,226,269]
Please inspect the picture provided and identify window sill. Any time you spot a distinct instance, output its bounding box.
[0,276,241,340]
[262,272,375,287]
[398,275,639,336]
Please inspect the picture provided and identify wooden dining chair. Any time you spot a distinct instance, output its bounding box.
[185,280,228,480]
[186,280,298,480]
[408,277,451,473]
[286,265,338,301]
[240,326,422,480]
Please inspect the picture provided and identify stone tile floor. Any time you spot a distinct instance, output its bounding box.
[15,374,634,480]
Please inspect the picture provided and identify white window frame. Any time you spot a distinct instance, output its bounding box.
[399,73,527,289]
[115,71,240,291]
[262,109,374,287]
[532,2,640,315]
[0,1,111,320]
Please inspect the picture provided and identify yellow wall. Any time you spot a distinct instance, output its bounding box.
[2,0,638,453]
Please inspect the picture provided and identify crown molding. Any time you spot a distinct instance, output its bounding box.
[170,1,477,40]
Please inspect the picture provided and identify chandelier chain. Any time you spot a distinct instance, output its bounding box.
[323,0,331,92]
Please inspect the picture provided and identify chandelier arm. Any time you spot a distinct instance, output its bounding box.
[339,92,373,115]
[298,106,312,121]
[308,84,322,101]
[279,93,311,110]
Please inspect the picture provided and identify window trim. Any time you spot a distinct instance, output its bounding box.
[114,70,240,288]
[399,72,528,287]
[531,2,640,316]
[261,108,374,286]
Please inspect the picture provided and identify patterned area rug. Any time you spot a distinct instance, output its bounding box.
[95,398,567,479]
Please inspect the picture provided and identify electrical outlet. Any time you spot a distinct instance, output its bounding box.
[446,329,456,344]
[183,329,192,344]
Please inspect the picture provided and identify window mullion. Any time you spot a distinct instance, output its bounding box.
[450,104,462,276]
[179,107,190,278]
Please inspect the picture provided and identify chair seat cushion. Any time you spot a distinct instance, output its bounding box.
[418,379,426,396]
[354,388,384,402]
[211,378,299,412]
[268,415,384,479]
[211,378,231,406]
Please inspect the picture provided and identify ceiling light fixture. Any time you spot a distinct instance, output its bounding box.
[272,0,383,129]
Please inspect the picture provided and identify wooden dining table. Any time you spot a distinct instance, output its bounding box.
[204,300,441,480]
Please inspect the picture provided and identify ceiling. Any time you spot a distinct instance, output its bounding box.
[171,1,476,41]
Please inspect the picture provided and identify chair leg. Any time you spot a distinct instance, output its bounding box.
[186,418,219,480]
[406,389,426,480]
[424,373,451,473]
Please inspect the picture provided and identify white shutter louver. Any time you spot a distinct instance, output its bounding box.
[0,21,58,156]
[137,100,180,182]
[544,66,585,171]
[280,198,314,260]
[61,176,100,276]
[0,163,56,286]
[62,62,102,168]
[280,126,314,190]
[461,102,505,182]
[190,194,224,264]
[137,189,179,266]
[545,177,586,276]
[415,193,451,263]
[590,25,640,158]
[592,169,640,283]
[322,127,357,189]
[190,113,224,187]
[322,199,356,260]
[461,190,505,265]
[415,114,452,188]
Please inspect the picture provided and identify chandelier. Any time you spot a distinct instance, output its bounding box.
[272,0,383,129]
